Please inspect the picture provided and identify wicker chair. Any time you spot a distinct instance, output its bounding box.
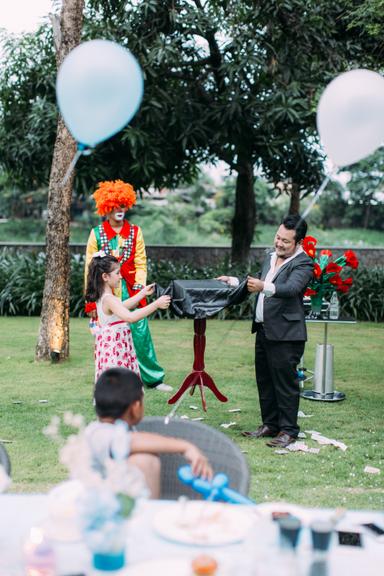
[136,416,250,500]
[0,442,11,476]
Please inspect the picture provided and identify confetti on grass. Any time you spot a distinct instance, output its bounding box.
[364,466,380,475]
[308,431,347,451]
[298,410,313,418]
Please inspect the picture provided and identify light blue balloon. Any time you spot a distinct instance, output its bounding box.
[56,40,144,148]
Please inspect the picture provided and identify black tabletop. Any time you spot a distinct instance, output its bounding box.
[157,278,247,319]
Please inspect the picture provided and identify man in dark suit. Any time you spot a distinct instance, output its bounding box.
[219,214,313,448]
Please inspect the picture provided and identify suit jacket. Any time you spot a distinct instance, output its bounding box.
[251,251,313,341]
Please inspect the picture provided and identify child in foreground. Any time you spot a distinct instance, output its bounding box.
[86,254,171,382]
[85,368,212,498]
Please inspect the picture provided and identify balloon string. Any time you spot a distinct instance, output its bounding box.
[302,175,331,219]
[61,148,83,186]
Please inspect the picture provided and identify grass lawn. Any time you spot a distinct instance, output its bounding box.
[0,317,383,510]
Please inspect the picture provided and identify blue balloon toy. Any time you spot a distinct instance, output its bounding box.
[178,465,255,505]
[56,39,144,149]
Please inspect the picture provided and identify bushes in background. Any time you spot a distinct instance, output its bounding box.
[0,249,383,322]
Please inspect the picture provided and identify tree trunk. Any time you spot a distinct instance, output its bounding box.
[289,183,300,214]
[363,202,371,229]
[36,0,84,361]
[231,153,255,265]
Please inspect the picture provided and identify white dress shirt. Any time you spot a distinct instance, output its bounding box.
[255,246,304,323]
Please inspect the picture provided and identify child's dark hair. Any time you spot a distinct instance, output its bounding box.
[86,255,119,302]
[94,368,144,419]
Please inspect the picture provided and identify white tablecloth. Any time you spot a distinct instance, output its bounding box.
[1,494,383,575]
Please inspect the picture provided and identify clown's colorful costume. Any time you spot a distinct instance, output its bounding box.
[85,180,165,388]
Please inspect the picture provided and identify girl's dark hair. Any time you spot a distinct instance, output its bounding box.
[85,255,119,302]
[94,368,144,419]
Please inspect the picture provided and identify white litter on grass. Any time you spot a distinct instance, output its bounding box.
[191,417,205,422]
[288,442,321,454]
[276,442,320,455]
[12,401,22,404]
[298,410,313,418]
[38,400,48,404]
[308,431,348,451]
[228,408,242,413]
[287,442,310,452]
[364,466,380,475]
[0,439,12,444]
[220,422,237,429]
[189,405,199,410]
[298,432,307,439]
[180,415,190,420]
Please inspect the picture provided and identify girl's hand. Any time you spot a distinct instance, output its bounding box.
[155,295,171,309]
[142,283,155,296]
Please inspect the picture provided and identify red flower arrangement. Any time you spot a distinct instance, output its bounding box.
[302,237,359,300]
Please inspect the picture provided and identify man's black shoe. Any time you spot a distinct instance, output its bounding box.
[266,432,296,448]
[241,425,278,438]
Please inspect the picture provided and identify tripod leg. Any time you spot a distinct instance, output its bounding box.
[168,372,199,405]
[197,375,207,412]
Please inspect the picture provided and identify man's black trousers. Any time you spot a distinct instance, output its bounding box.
[254,325,305,437]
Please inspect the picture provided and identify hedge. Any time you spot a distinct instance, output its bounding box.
[0,249,382,322]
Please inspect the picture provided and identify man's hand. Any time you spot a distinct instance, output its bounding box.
[184,445,213,480]
[247,276,264,293]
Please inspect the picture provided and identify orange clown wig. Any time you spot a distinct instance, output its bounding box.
[93,180,137,216]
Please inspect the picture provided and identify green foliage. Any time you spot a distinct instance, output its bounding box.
[340,266,384,322]
[198,208,232,235]
[0,251,85,317]
[0,187,48,219]
[1,0,383,262]
[0,0,381,196]
[0,28,57,189]
[0,250,46,316]
[347,0,384,40]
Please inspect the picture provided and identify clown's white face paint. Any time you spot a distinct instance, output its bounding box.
[114,212,125,221]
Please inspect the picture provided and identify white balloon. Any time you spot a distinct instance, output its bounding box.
[317,69,384,167]
[56,40,144,147]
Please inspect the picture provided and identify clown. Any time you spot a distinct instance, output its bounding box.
[85,180,171,392]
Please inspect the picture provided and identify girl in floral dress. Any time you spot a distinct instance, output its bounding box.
[86,254,171,382]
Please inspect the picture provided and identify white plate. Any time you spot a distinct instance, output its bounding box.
[153,501,254,546]
[123,559,190,576]
[254,502,311,525]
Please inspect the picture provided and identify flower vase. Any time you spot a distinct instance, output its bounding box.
[86,518,127,572]
[310,294,323,319]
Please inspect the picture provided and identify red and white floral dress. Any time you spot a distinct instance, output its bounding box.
[94,295,140,382]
